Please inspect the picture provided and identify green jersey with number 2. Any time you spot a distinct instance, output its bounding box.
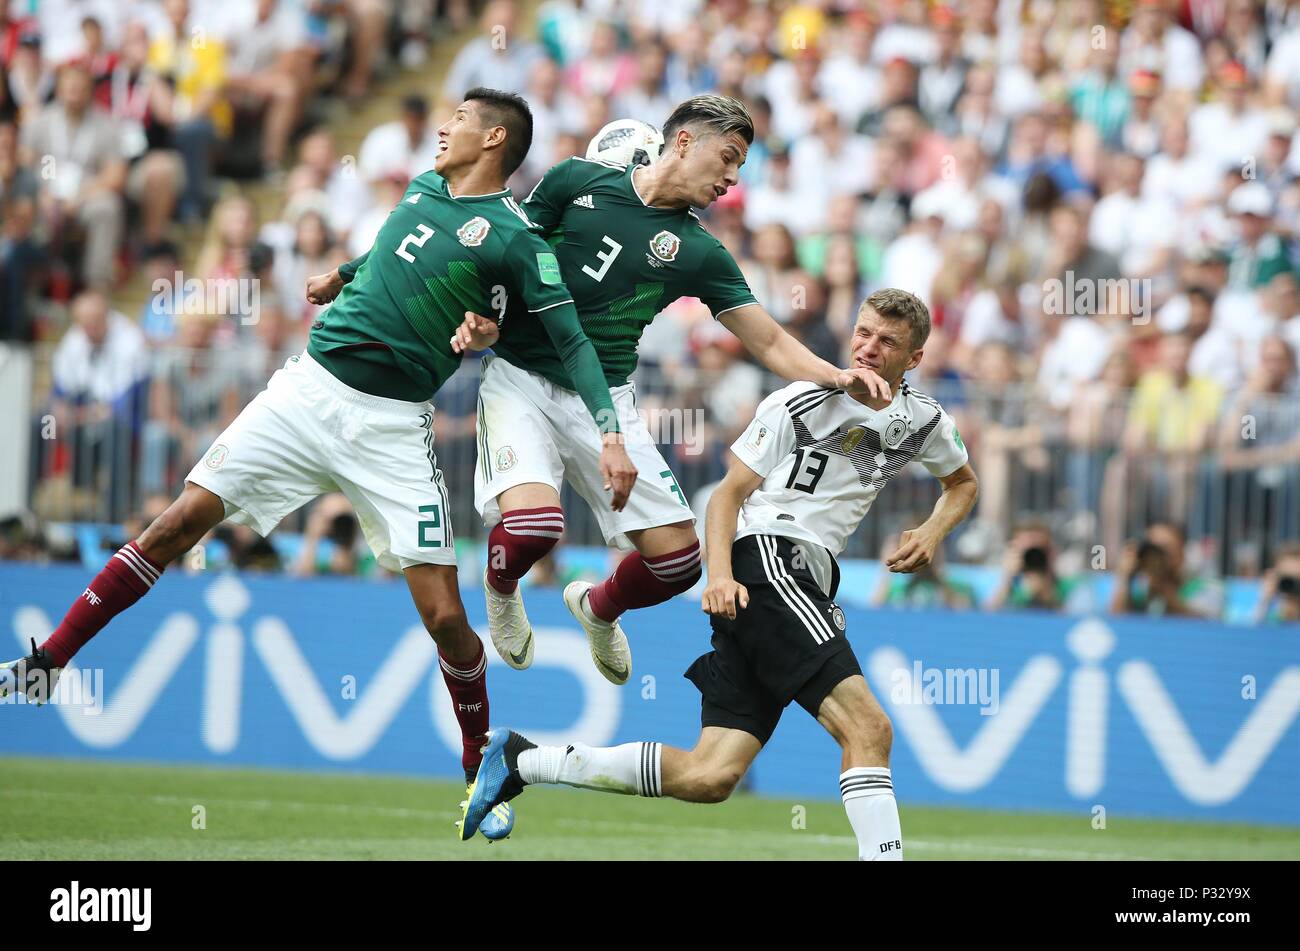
[308,170,618,431]
[490,157,759,389]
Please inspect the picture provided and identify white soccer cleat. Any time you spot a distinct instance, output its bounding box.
[563,581,631,685]
[484,569,534,670]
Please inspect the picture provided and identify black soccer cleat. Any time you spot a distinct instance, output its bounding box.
[0,638,62,704]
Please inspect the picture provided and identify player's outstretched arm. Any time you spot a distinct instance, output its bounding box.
[701,459,764,619]
[885,463,979,573]
[305,251,369,305]
[719,303,891,400]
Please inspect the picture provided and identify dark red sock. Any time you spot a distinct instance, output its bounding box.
[439,641,490,779]
[588,541,702,623]
[485,506,564,594]
[41,541,164,667]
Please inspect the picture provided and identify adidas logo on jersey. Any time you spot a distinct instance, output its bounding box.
[572,195,595,209]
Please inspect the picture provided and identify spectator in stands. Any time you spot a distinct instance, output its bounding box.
[357,94,437,184]
[1111,521,1224,619]
[19,60,125,289]
[566,21,635,100]
[292,128,372,244]
[292,493,372,577]
[141,312,242,496]
[138,239,184,346]
[987,520,1081,612]
[109,21,184,248]
[964,340,1049,542]
[222,0,309,178]
[615,39,672,131]
[48,290,148,519]
[1255,544,1300,624]
[1225,181,1293,290]
[148,0,229,222]
[0,118,43,340]
[1217,334,1300,562]
[1114,331,1224,538]
[441,0,542,108]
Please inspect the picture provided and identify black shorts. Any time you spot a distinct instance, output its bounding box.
[684,534,862,746]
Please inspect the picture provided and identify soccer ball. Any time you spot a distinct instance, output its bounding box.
[586,119,664,167]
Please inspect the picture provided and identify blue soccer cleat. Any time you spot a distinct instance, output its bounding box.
[478,801,515,841]
[460,728,535,841]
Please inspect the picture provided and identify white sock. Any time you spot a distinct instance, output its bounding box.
[518,742,662,797]
[840,767,903,861]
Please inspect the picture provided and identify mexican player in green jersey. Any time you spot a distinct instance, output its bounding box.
[2,89,635,844]
[450,95,890,688]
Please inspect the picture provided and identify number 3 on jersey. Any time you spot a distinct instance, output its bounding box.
[582,235,622,282]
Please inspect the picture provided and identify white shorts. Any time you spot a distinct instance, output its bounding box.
[186,351,457,570]
[473,355,695,551]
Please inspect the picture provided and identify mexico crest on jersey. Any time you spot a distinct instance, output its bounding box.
[841,427,866,453]
[457,216,491,247]
[884,418,910,449]
[649,230,680,262]
[496,446,517,471]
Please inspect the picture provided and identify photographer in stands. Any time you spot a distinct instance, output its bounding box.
[1255,544,1300,625]
[986,520,1079,612]
[1110,521,1223,620]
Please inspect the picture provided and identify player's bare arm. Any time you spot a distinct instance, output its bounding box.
[720,303,892,401]
[885,463,979,574]
[700,458,764,618]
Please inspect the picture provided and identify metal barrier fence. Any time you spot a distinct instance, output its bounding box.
[18,343,1300,574]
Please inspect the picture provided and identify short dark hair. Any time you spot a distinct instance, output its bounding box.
[464,87,533,178]
[861,288,932,350]
[662,95,754,149]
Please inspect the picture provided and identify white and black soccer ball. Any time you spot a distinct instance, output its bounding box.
[586,118,664,167]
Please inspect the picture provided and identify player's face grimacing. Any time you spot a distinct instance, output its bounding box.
[850,306,923,387]
[435,101,494,176]
[676,130,747,207]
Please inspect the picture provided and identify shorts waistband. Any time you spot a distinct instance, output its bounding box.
[295,351,432,414]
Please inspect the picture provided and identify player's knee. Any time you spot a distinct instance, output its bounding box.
[843,707,892,760]
[695,768,741,804]
[419,603,469,643]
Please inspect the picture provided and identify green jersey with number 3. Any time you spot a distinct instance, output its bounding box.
[307,170,618,431]
[490,157,759,389]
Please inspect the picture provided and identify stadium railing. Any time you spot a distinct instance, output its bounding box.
[11,343,1300,578]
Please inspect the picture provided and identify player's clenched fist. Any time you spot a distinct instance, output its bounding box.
[450,311,501,353]
[599,433,638,512]
[702,578,749,618]
[305,268,345,305]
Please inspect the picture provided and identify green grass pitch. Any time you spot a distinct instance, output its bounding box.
[4,757,1297,860]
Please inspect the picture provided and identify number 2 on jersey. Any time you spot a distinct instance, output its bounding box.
[395,224,435,263]
[785,447,829,494]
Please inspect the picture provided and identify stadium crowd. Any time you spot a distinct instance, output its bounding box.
[3,0,1300,624]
